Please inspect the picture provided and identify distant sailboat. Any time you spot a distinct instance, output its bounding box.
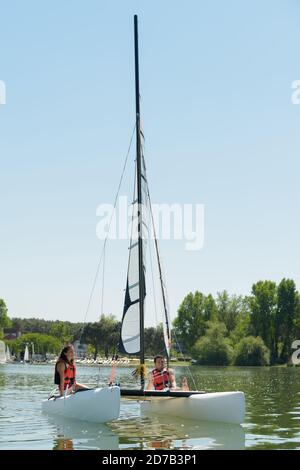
[0,341,6,364]
[24,345,30,363]
[6,345,11,362]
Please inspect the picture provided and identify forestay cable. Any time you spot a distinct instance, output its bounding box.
[79,124,136,343]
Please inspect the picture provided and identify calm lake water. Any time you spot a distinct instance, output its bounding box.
[0,363,299,450]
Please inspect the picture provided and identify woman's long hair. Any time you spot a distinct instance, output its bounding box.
[57,344,74,365]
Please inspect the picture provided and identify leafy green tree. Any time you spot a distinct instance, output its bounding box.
[50,322,73,344]
[82,315,119,360]
[191,322,233,365]
[0,299,12,338]
[10,318,84,340]
[82,322,103,360]
[173,291,208,352]
[144,325,165,356]
[204,294,218,322]
[11,318,52,335]
[234,336,270,366]
[7,333,61,357]
[249,281,277,361]
[293,299,300,340]
[229,309,251,346]
[216,291,246,333]
[276,279,300,362]
[98,315,119,357]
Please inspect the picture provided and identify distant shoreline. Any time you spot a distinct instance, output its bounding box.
[2,361,293,368]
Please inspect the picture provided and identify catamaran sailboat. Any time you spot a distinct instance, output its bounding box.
[43,15,245,425]
[119,15,245,425]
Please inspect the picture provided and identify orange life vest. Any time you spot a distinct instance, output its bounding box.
[152,368,170,390]
[54,360,76,390]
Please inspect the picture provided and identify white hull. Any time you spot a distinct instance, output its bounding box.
[138,391,245,425]
[42,386,120,423]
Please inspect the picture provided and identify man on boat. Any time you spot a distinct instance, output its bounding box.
[146,355,177,390]
[54,345,89,396]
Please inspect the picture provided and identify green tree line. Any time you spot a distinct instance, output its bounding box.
[2,278,300,365]
[0,298,12,338]
[1,300,165,358]
[173,278,300,365]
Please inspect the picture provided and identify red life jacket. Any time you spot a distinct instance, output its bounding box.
[55,360,76,390]
[152,368,170,390]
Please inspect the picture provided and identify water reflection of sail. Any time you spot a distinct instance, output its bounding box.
[47,416,119,450]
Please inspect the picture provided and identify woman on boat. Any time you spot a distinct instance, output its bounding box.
[54,345,89,396]
[146,355,177,390]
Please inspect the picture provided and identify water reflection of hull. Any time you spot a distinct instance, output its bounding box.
[149,415,245,450]
[46,415,119,450]
[46,399,245,450]
[111,411,245,450]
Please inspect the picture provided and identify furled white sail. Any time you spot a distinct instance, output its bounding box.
[0,341,6,364]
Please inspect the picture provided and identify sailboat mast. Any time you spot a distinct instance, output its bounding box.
[134,14,145,387]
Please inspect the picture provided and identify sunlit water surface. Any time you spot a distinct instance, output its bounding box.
[0,364,299,450]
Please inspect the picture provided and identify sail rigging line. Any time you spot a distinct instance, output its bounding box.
[172,328,197,391]
[146,186,197,390]
[146,187,171,358]
[100,247,106,317]
[78,123,136,345]
[96,246,106,388]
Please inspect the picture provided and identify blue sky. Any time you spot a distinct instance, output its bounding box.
[0,0,299,325]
